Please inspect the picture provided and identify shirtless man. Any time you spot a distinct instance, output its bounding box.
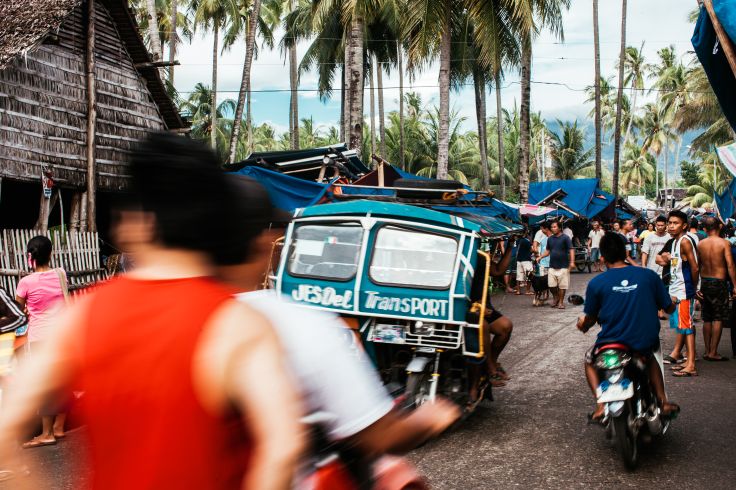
[697,217,736,361]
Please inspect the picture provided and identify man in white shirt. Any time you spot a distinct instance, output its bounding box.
[641,215,670,274]
[218,176,461,467]
[587,220,605,272]
[563,223,574,242]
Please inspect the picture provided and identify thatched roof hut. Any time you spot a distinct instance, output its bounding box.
[0,0,185,194]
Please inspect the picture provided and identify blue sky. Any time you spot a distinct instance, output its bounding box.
[172,0,696,135]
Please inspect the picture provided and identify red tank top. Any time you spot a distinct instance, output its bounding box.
[77,276,251,489]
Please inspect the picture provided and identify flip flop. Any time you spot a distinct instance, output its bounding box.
[704,355,729,362]
[22,438,57,449]
[663,355,685,365]
[672,370,698,377]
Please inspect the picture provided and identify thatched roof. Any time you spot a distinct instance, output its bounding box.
[0,0,185,129]
[0,0,83,69]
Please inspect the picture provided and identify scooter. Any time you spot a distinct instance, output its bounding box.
[592,344,673,470]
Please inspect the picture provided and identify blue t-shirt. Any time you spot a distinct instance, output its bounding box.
[547,234,573,269]
[516,238,532,262]
[584,266,673,352]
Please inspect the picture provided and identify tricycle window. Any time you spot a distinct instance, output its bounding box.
[369,226,458,289]
[288,224,363,281]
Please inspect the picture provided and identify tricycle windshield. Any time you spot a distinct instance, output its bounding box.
[369,226,458,289]
[288,223,363,281]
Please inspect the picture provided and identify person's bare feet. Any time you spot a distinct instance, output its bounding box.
[22,436,56,448]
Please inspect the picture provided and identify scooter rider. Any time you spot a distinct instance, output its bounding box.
[576,232,680,422]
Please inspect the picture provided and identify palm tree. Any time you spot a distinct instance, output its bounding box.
[145,0,164,61]
[621,144,655,193]
[593,0,601,180]
[169,0,178,84]
[179,83,237,156]
[611,0,627,198]
[550,119,594,180]
[518,0,570,203]
[191,0,236,152]
[228,0,265,163]
[681,151,728,208]
[621,43,646,148]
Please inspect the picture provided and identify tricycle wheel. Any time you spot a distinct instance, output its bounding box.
[404,371,431,410]
[576,263,587,272]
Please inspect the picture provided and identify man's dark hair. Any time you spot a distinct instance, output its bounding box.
[599,232,627,264]
[126,132,255,265]
[540,222,550,230]
[655,215,667,224]
[668,210,688,224]
[26,235,52,267]
[550,220,560,229]
[689,218,699,230]
[703,216,721,232]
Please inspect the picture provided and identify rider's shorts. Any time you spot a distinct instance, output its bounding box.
[701,277,730,322]
[669,298,695,335]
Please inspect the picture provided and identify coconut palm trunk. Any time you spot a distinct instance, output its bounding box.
[495,71,505,199]
[210,23,219,151]
[377,64,386,158]
[436,0,452,180]
[612,0,627,199]
[593,0,602,180]
[247,83,253,154]
[145,0,163,61]
[369,63,376,157]
[623,86,637,149]
[473,69,489,189]
[228,0,263,163]
[289,0,299,149]
[346,15,365,155]
[340,66,346,142]
[398,41,405,170]
[663,137,669,208]
[169,0,177,85]
[519,39,532,203]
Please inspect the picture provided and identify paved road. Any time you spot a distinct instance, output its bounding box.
[4,272,736,488]
[409,272,736,488]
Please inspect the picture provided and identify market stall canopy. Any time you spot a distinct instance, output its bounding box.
[715,177,736,219]
[528,179,614,220]
[227,144,370,181]
[693,1,736,133]
[229,165,331,211]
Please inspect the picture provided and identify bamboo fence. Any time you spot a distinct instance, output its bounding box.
[0,229,108,296]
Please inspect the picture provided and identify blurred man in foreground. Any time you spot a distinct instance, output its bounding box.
[217,177,460,479]
[0,134,304,489]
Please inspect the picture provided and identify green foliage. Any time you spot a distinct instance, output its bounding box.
[680,160,700,187]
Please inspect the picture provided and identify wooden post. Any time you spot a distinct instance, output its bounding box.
[80,191,89,232]
[69,192,82,232]
[85,0,97,232]
[703,0,736,77]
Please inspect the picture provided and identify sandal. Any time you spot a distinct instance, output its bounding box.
[22,437,57,449]
[672,369,698,377]
[663,355,684,365]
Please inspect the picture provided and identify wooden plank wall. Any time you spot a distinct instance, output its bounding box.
[0,229,108,296]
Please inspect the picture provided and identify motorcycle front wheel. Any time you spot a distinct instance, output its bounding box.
[612,407,639,470]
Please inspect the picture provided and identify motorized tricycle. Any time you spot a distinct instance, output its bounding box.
[273,199,521,413]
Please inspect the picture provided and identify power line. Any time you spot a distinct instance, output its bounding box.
[176,79,711,95]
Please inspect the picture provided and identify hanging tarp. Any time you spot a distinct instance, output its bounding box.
[715,177,736,219]
[528,179,614,219]
[713,0,736,43]
[229,166,330,212]
[717,142,736,177]
[693,5,736,133]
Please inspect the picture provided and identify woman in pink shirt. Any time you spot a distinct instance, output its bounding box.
[14,235,68,448]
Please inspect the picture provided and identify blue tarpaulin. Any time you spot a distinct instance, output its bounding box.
[714,0,736,44]
[229,166,330,211]
[693,5,736,133]
[528,179,614,219]
[715,177,736,219]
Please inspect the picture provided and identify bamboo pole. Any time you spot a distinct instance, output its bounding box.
[703,0,736,77]
[85,0,97,232]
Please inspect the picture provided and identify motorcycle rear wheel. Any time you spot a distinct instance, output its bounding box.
[612,410,639,470]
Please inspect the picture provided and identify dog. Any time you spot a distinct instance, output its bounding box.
[527,270,550,306]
